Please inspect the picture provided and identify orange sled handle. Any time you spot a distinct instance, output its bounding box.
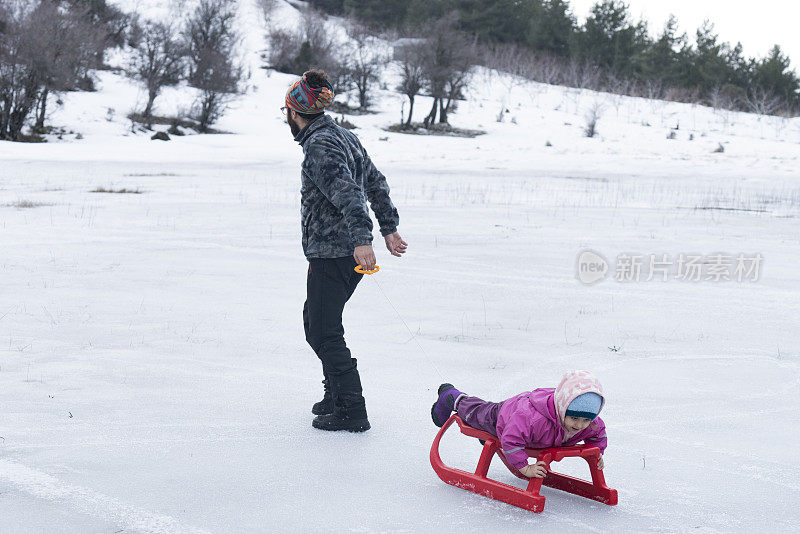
[354,264,380,275]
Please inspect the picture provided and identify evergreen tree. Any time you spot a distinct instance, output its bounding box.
[639,15,690,85]
[575,0,648,77]
[527,0,576,57]
[343,0,411,28]
[404,0,447,28]
[310,0,800,114]
[688,20,737,93]
[307,0,345,15]
[725,41,751,88]
[447,0,537,44]
[752,45,799,104]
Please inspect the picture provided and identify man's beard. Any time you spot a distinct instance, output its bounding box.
[287,114,301,137]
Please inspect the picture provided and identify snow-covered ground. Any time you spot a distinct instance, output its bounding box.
[1,1,799,532]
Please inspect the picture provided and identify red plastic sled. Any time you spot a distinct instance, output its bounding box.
[430,414,618,513]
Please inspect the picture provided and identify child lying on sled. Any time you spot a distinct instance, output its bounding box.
[431,370,606,479]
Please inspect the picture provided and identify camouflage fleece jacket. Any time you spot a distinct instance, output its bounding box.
[295,114,400,259]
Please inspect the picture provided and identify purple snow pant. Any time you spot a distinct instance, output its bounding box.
[456,396,503,436]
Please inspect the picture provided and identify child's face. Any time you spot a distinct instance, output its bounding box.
[563,415,593,433]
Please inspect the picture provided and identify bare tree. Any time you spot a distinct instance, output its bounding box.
[605,74,630,116]
[664,85,698,105]
[440,35,477,123]
[0,2,7,35]
[745,86,782,117]
[0,2,34,140]
[419,15,454,126]
[418,12,476,126]
[265,27,302,73]
[129,20,185,119]
[256,0,276,27]
[345,21,385,110]
[184,0,245,131]
[31,2,105,131]
[265,8,347,90]
[565,60,602,91]
[480,42,529,79]
[584,100,604,137]
[64,0,131,50]
[707,84,734,128]
[644,78,663,101]
[394,37,425,126]
[539,54,563,86]
[0,0,102,140]
[298,9,349,90]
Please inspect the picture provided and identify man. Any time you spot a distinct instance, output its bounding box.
[284,70,407,432]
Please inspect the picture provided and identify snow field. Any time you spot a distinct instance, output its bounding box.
[1,0,799,531]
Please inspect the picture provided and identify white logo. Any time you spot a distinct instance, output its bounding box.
[576,250,609,285]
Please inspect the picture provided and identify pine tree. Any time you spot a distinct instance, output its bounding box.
[688,20,736,93]
[404,0,447,28]
[752,45,799,104]
[575,0,648,77]
[343,0,411,28]
[636,15,694,87]
[447,0,536,44]
[527,0,576,57]
[307,0,345,15]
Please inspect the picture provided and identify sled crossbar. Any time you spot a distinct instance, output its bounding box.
[430,414,618,513]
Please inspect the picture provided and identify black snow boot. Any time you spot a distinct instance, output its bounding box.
[312,379,334,416]
[312,394,370,433]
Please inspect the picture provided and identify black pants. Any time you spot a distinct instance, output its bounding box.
[303,256,365,413]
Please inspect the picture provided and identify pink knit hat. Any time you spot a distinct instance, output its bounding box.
[554,370,605,423]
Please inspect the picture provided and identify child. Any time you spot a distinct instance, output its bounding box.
[431,370,607,479]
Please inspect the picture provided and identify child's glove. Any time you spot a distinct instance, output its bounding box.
[519,461,547,479]
[596,455,604,470]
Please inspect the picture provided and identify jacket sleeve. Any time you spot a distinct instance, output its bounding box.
[304,138,373,247]
[498,410,533,470]
[363,152,399,236]
[583,417,608,453]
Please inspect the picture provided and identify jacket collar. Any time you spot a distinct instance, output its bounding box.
[294,113,333,146]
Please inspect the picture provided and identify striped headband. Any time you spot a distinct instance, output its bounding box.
[285,72,335,114]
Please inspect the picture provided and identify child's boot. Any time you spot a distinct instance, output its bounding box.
[431,383,464,427]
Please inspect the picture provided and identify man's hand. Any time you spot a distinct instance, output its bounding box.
[596,455,604,470]
[519,461,547,479]
[384,232,408,257]
[354,245,377,270]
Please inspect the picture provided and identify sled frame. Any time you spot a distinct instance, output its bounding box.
[430,414,618,513]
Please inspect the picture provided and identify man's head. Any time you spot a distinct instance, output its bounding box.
[284,69,334,137]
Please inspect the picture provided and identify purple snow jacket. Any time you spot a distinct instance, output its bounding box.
[496,371,607,470]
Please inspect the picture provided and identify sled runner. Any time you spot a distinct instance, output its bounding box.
[430,414,618,513]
